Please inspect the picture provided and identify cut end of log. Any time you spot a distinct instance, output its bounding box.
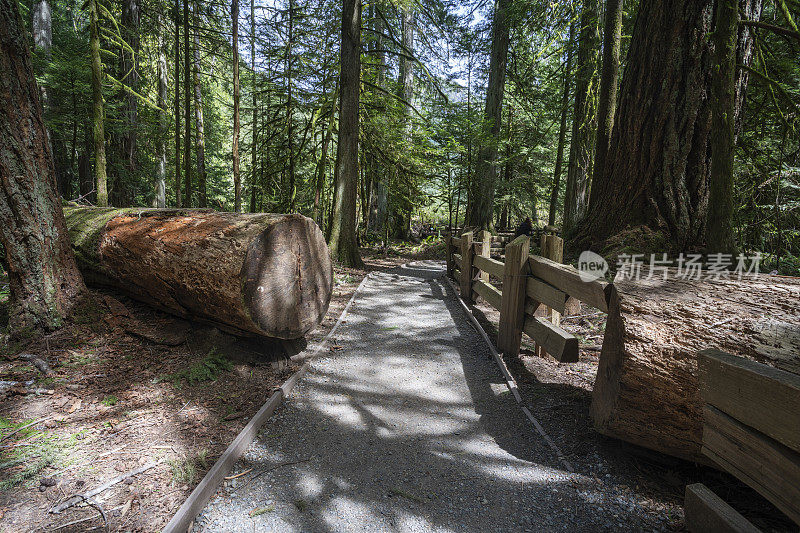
[242,214,333,339]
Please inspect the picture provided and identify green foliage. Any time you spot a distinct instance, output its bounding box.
[164,351,233,388]
[101,395,118,406]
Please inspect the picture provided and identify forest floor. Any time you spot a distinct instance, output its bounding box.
[0,241,441,532]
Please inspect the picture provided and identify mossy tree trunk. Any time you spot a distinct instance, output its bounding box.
[89,0,108,207]
[0,0,86,335]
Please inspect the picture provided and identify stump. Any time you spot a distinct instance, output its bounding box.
[63,205,334,339]
[591,272,800,462]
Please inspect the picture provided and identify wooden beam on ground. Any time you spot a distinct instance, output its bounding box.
[473,279,502,311]
[528,255,610,312]
[523,315,579,363]
[699,348,800,453]
[474,254,504,279]
[498,235,530,357]
[684,483,761,533]
[702,405,800,525]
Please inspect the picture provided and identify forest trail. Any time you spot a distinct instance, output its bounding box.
[192,261,666,532]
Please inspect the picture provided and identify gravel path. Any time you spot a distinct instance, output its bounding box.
[193,260,673,532]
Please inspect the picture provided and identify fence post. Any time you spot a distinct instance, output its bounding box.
[478,230,491,282]
[445,230,453,278]
[498,235,530,357]
[536,234,565,358]
[460,232,474,303]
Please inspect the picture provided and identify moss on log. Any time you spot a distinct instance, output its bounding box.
[63,204,333,339]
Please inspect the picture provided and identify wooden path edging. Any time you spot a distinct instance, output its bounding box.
[163,273,372,533]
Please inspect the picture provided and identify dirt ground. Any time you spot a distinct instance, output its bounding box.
[0,243,439,533]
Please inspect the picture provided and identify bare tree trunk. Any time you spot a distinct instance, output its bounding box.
[89,0,108,207]
[232,0,241,212]
[549,23,574,227]
[563,0,599,233]
[192,1,207,208]
[0,0,86,334]
[591,0,622,199]
[155,17,167,208]
[183,0,192,206]
[706,0,738,253]
[392,7,415,239]
[121,0,139,176]
[173,0,182,207]
[249,0,257,212]
[465,0,510,229]
[286,0,296,211]
[328,0,363,266]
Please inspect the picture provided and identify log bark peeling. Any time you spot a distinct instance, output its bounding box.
[591,272,800,462]
[63,205,333,339]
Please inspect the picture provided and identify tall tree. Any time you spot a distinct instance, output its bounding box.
[591,0,623,195]
[549,22,574,227]
[706,0,738,253]
[563,0,599,233]
[32,0,52,53]
[465,0,511,229]
[174,0,182,207]
[121,0,140,175]
[192,0,207,207]
[89,0,108,206]
[394,6,415,238]
[0,0,86,334]
[328,0,363,266]
[183,0,192,206]
[249,0,257,212]
[232,0,241,212]
[155,13,167,208]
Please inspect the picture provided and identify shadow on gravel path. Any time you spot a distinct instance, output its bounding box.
[192,260,680,532]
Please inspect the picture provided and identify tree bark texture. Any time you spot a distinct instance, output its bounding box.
[579,0,715,251]
[174,0,182,207]
[563,0,599,233]
[183,0,192,206]
[121,0,139,176]
[592,273,800,462]
[0,1,86,333]
[192,1,207,208]
[465,0,510,230]
[62,205,333,339]
[156,19,167,208]
[89,0,108,207]
[549,23,574,228]
[328,0,362,267]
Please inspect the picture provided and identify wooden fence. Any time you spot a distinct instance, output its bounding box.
[445,230,609,363]
[684,348,800,530]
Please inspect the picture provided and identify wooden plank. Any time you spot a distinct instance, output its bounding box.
[522,316,579,363]
[684,484,761,533]
[453,253,462,270]
[702,405,800,525]
[498,235,530,357]
[477,230,491,283]
[528,255,610,312]
[699,348,800,453]
[473,279,502,311]
[460,232,474,303]
[526,276,567,314]
[474,254,504,279]
[451,236,461,247]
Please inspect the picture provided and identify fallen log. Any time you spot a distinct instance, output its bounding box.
[63,205,333,339]
[591,272,800,462]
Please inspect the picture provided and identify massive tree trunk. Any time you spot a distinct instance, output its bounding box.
[63,205,333,339]
[465,0,510,229]
[549,23,574,227]
[32,0,52,53]
[249,0,257,213]
[232,0,241,212]
[89,0,108,207]
[578,0,715,251]
[591,0,622,199]
[592,273,800,462]
[192,1,207,208]
[563,0,599,234]
[328,0,362,266]
[392,7,415,239]
[0,0,86,334]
